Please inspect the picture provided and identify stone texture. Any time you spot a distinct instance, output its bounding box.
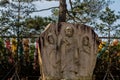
[38,22,99,80]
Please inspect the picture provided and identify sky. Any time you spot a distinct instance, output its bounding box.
[31,0,120,17]
[31,1,59,17]
[109,0,120,25]
[110,0,120,12]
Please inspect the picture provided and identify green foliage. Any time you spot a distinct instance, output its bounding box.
[96,7,120,36]
[0,0,57,36]
[29,44,35,61]
[0,38,5,60]
[0,38,10,63]
[24,16,54,32]
[100,7,119,25]
[0,0,9,5]
[0,0,36,36]
[94,40,120,79]
[67,0,111,24]
[51,8,59,22]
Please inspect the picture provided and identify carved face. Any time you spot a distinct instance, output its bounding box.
[48,35,54,44]
[83,36,89,46]
[65,26,74,37]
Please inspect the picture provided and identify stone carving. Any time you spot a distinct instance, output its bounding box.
[79,36,92,79]
[82,36,91,54]
[47,33,55,44]
[58,26,79,79]
[65,26,74,37]
[45,33,58,79]
[39,23,99,80]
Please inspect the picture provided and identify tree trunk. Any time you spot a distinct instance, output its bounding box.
[58,0,67,22]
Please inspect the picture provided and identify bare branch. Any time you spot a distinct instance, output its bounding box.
[5,6,59,13]
[33,6,59,12]
[69,0,73,10]
[66,10,77,22]
[66,9,85,23]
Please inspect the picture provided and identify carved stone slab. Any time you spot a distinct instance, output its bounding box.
[39,22,99,80]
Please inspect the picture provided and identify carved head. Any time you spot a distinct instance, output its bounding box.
[47,34,54,44]
[83,36,89,46]
[65,26,74,37]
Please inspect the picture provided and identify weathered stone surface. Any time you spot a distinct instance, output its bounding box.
[38,22,99,80]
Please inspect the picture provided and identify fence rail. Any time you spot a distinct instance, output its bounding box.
[0,35,120,39]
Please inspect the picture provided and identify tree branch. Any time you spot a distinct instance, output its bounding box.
[69,0,73,10]
[66,10,85,23]
[5,6,59,13]
[32,6,59,12]
[66,10,77,22]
